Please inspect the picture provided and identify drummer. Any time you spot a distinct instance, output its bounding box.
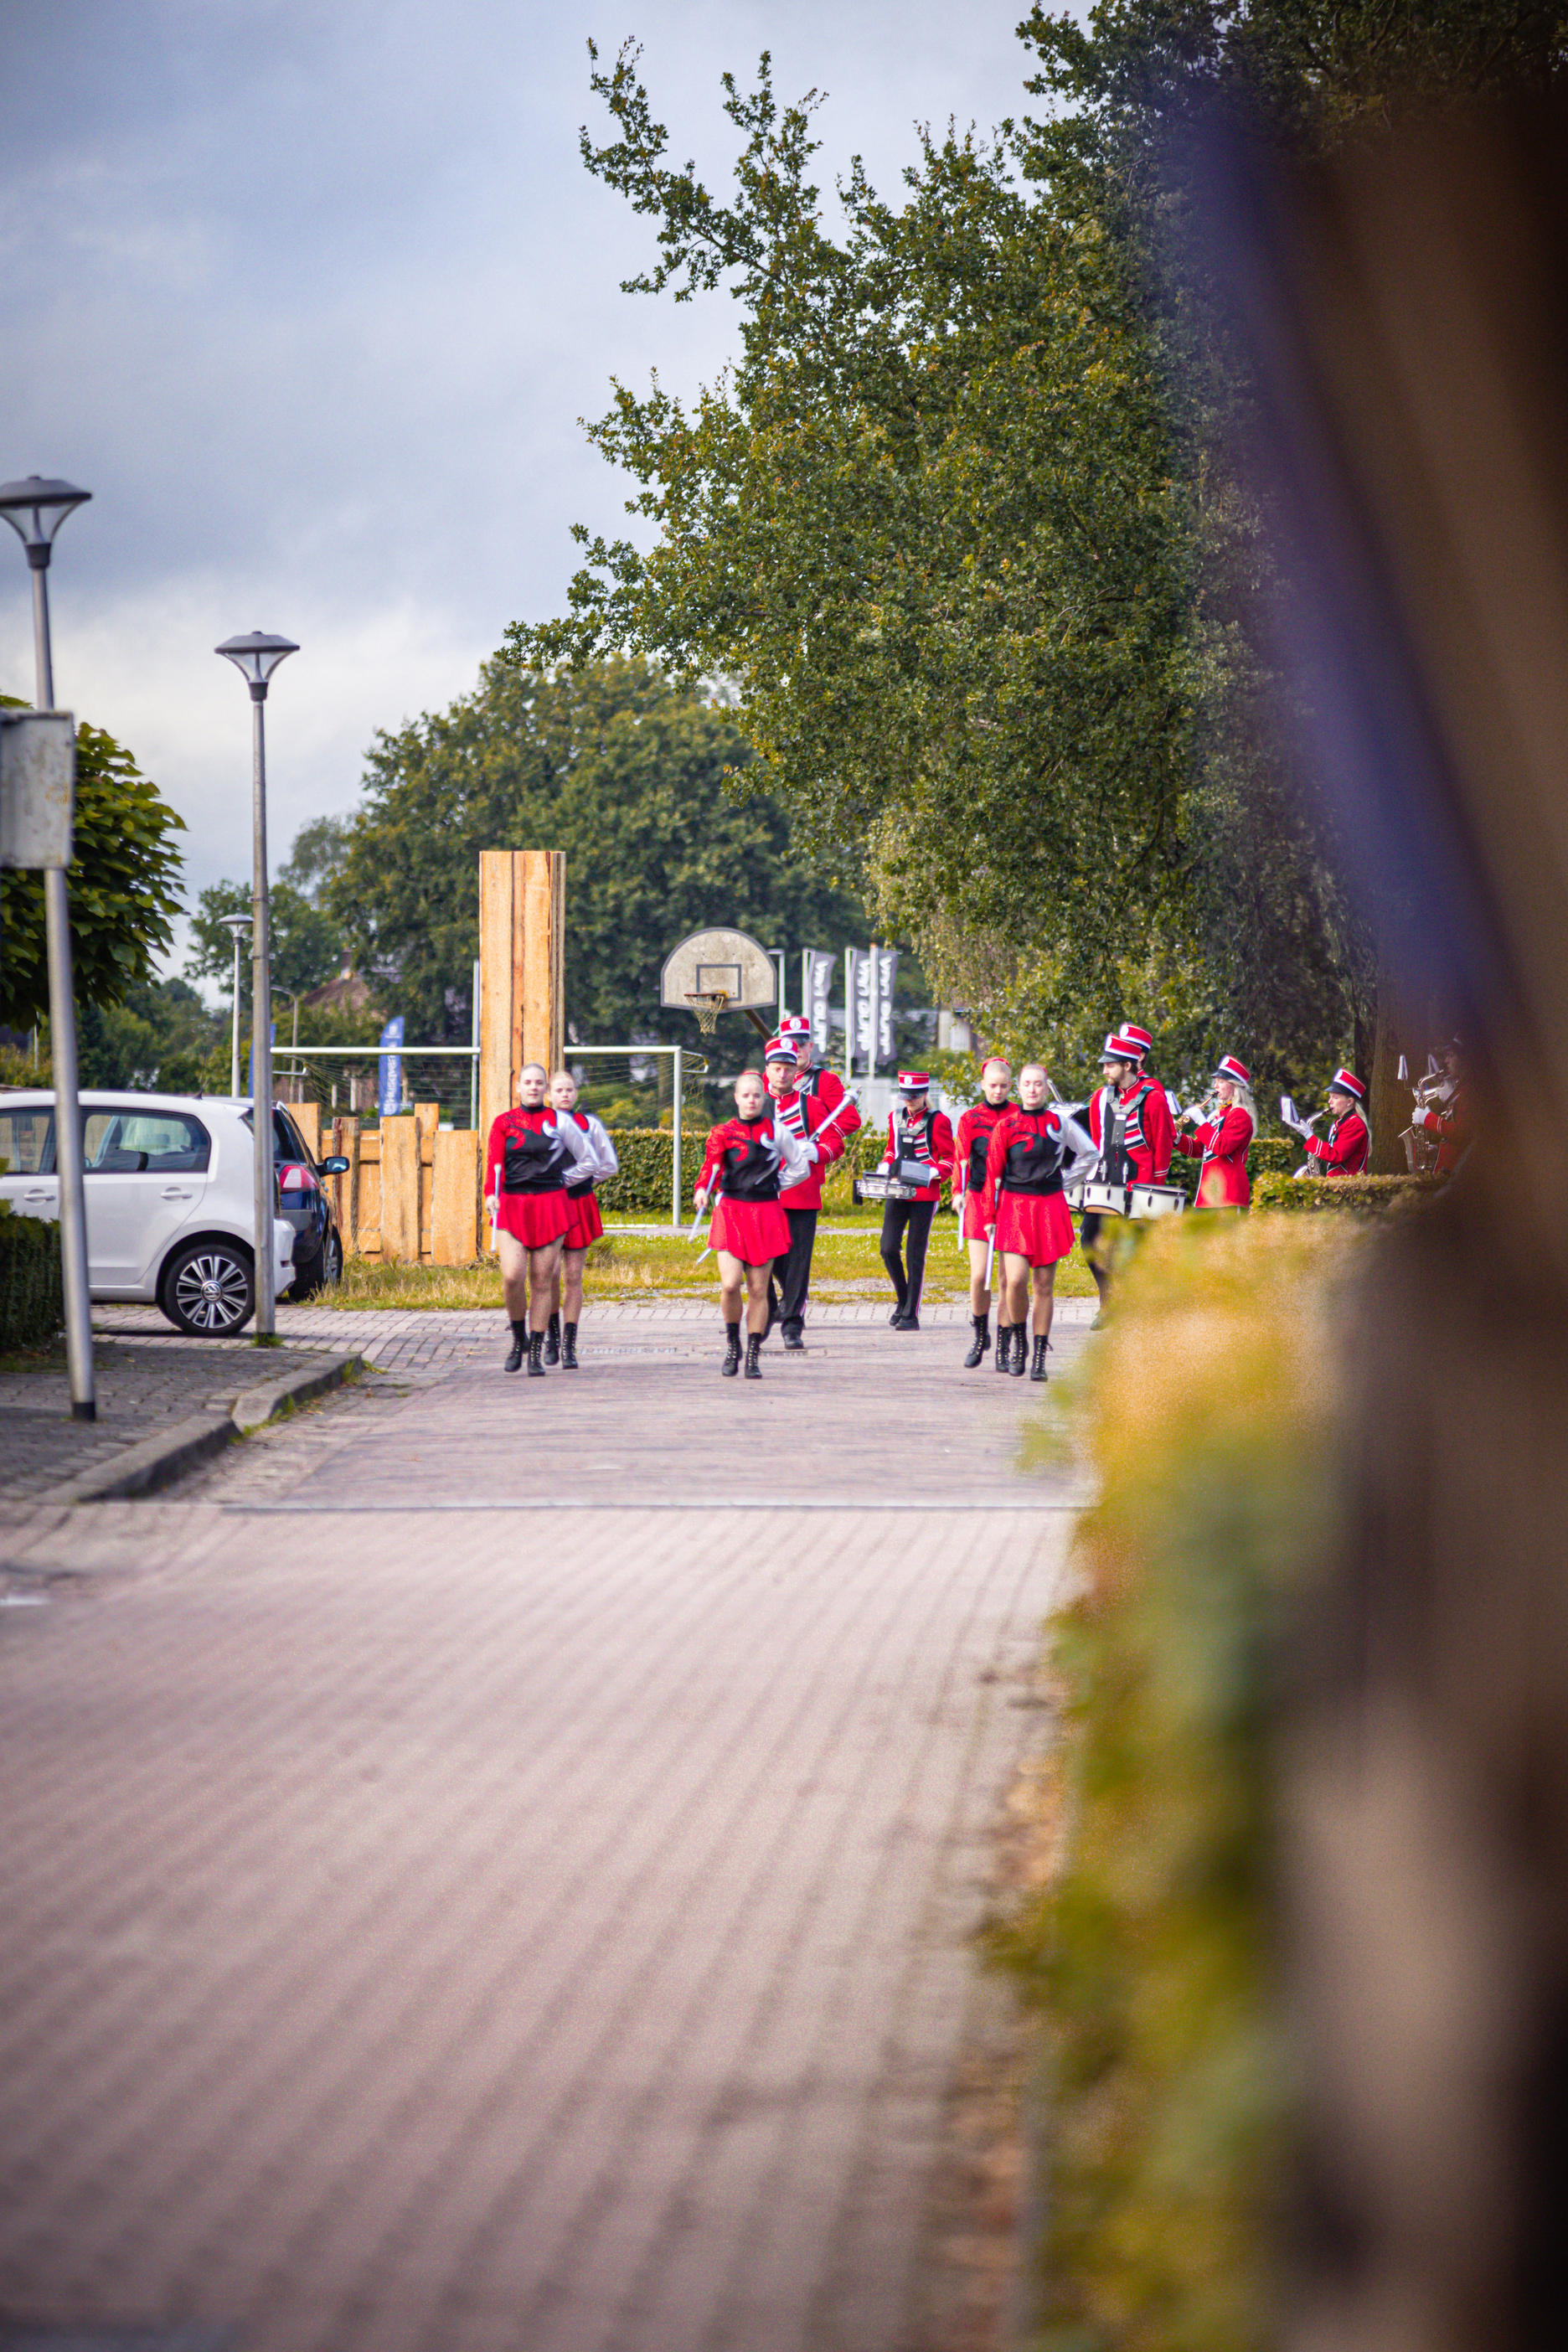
[1175,1055,1256,1208]
[874,1072,955,1332]
[1082,1028,1176,1324]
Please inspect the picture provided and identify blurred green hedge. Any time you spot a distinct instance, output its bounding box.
[1252,1171,1442,1214]
[0,1204,64,1352]
[993,1216,1362,2351]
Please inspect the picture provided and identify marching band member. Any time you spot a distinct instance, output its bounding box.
[545,1068,620,1368]
[876,1071,955,1332]
[982,1064,1096,1380]
[1081,1028,1176,1322]
[694,1068,811,1380]
[1411,1037,1471,1174]
[484,1061,591,1375]
[777,1012,863,1141]
[764,1037,850,1351]
[1175,1055,1256,1208]
[952,1056,1015,1369]
[1288,1068,1371,1175]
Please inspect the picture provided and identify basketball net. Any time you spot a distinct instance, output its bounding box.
[687,989,729,1034]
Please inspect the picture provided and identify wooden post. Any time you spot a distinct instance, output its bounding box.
[431,1129,482,1263]
[381,1117,420,1264]
[478,849,565,1142]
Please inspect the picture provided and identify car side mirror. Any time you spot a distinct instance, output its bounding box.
[318,1156,351,1174]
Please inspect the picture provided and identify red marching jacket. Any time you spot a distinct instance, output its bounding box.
[1088,1075,1175,1185]
[953,1100,1014,1208]
[774,1083,850,1211]
[484,1104,573,1201]
[1178,1105,1255,1207]
[1416,1084,1470,1176]
[878,1101,954,1203]
[978,1104,1075,1223]
[1304,1111,1369,1176]
[798,1065,862,1142]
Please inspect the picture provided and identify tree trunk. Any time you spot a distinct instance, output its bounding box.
[1368,968,1408,1174]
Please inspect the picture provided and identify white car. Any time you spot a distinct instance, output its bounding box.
[0,1090,302,1337]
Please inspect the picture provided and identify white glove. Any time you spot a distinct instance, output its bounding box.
[1411,1106,1433,1132]
[805,1140,821,1163]
[1181,1100,1205,1123]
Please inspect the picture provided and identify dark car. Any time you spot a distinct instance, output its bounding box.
[246,1103,348,1297]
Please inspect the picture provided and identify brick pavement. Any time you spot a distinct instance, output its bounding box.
[0,1302,1088,2351]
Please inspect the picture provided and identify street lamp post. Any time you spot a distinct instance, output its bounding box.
[219,911,251,1096]
[215,630,297,1339]
[0,474,95,1420]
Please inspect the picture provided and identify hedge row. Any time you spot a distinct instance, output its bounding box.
[1251,1171,1443,1215]
[0,1205,63,1352]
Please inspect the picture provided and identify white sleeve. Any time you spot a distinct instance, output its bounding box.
[1060,1112,1098,1184]
[552,1113,591,1168]
[772,1115,812,1185]
[589,1115,619,1179]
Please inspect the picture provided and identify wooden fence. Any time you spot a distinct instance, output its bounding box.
[287,1102,484,1266]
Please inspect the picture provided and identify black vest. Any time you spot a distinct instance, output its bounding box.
[1003,1111,1068,1196]
[721,1122,781,1202]
[501,1119,572,1194]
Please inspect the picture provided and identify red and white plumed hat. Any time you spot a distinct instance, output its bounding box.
[1215,1055,1251,1086]
[762,1034,798,1063]
[897,1069,932,1093]
[778,1013,812,1039]
[1121,1024,1153,1061]
[1101,1032,1144,1062]
[1328,1067,1365,1099]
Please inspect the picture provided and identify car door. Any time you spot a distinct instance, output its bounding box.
[82,1106,213,1292]
[0,1101,58,1227]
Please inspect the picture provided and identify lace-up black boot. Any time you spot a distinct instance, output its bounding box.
[1008,1325,1028,1376]
[744,1333,763,1380]
[544,1312,560,1365]
[527,1330,547,1377]
[993,1323,1015,1374]
[561,1320,579,1369]
[722,1321,742,1376]
[963,1314,989,1369]
[504,1318,528,1372]
[1030,1334,1050,1382]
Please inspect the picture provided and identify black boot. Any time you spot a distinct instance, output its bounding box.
[993,1323,1014,1373]
[895,1308,920,1332]
[1008,1326,1028,1376]
[544,1312,560,1365]
[561,1320,579,1369]
[782,1321,805,1352]
[722,1320,742,1376]
[527,1330,546,1377]
[744,1333,763,1380]
[1030,1334,1050,1382]
[963,1314,990,1369]
[504,1318,528,1373]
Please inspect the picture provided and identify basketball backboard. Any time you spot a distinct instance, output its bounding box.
[660,927,778,1014]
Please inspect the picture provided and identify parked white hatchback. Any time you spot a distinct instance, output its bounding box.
[0,1091,300,1337]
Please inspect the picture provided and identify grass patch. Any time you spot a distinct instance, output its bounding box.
[307,1220,1099,1310]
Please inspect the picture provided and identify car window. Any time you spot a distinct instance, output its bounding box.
[275,1108,311,1163]
[83,1109,210,1175]
[0,1106,54,1176]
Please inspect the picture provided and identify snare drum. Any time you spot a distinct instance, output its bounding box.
[1127,1183,1187,1220]
[1076,1180,1130,1217]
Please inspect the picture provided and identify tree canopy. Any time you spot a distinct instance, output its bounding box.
[0,704,185,1033]
[328,654,867,1045]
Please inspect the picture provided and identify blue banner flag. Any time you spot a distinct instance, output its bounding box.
[378,1017,405,1117]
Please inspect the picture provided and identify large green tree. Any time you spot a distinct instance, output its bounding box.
[328,654,867,1045]
[1,704,185,1032]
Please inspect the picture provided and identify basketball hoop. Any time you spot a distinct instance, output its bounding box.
[686,988,730,1034]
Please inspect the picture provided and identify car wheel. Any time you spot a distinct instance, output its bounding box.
[159,1239,255,1336]
[289,1229,342,1297]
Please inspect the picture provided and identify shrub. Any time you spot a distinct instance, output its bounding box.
[0,1204,64,1352]
[1251,1170,1442,1215]
[598,1127,678,1216]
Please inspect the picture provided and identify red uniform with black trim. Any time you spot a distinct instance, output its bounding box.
[796,1065,861,1148]
[877,1101,954,1199]
[697,1113,792,1263]
[1417,1084,1470,1176]
[1086,1072,1175,1184]
[980,1105,1076,1263]
[954,1099,1014,1240]
[776,1081,852,1210]
[485,1105,574,1247]
[1178,1103,1255,1207]
[1304,1110,1369,1176]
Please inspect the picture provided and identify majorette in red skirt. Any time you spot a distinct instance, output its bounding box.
[709,1193,790,1264]
[993,1187,1075,1262]
[563,1188,605,1248]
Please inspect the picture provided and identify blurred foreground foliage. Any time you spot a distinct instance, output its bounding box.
[992,1215,1360,2351]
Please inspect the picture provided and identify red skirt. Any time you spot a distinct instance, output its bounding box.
[563,1188,604,1249]
[710,1195,790,1264]
[995,1189,1075,1263]
[961,1190,990,1242]
[493,1189,572,1247]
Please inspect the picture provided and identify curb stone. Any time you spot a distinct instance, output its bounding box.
[50,1353,364,1504]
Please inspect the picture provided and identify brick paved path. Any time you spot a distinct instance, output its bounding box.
[0,1302,1087,2351]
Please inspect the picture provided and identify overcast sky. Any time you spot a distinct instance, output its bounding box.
[1,0,1053,976]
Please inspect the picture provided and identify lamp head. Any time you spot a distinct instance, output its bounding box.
[215,630,298,699]
[0,476,91,569]
[218,913,253,941]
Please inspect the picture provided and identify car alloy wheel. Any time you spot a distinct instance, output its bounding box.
[165,1244,254,1336]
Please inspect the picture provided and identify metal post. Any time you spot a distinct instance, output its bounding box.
[29,561,94,1419]
[250,689,275,1338]
[230,929,242,1095]
[471,957,480,1129]
[672,1044,682,1230]
[768,947,787,1026]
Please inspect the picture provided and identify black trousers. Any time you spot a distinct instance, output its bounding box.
[767,1207,818,1332]
[880,1198,936,1313]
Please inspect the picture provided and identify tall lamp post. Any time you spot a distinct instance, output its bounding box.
[0,474,95,1420]
[219,911,251,1096]
[215,630,297,1338]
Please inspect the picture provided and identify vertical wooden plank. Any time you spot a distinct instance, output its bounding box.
[380,1118,419,1263]
[294,1101,322,1162]
[431,1128,481,1264]
[414,1104,438,1261]
[519,848,564,1075]
[478,850,514,1147]
[332,1117,359,1254]
[358,1130,383,1256]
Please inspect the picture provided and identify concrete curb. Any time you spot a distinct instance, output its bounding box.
[53,1353,364,1504]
